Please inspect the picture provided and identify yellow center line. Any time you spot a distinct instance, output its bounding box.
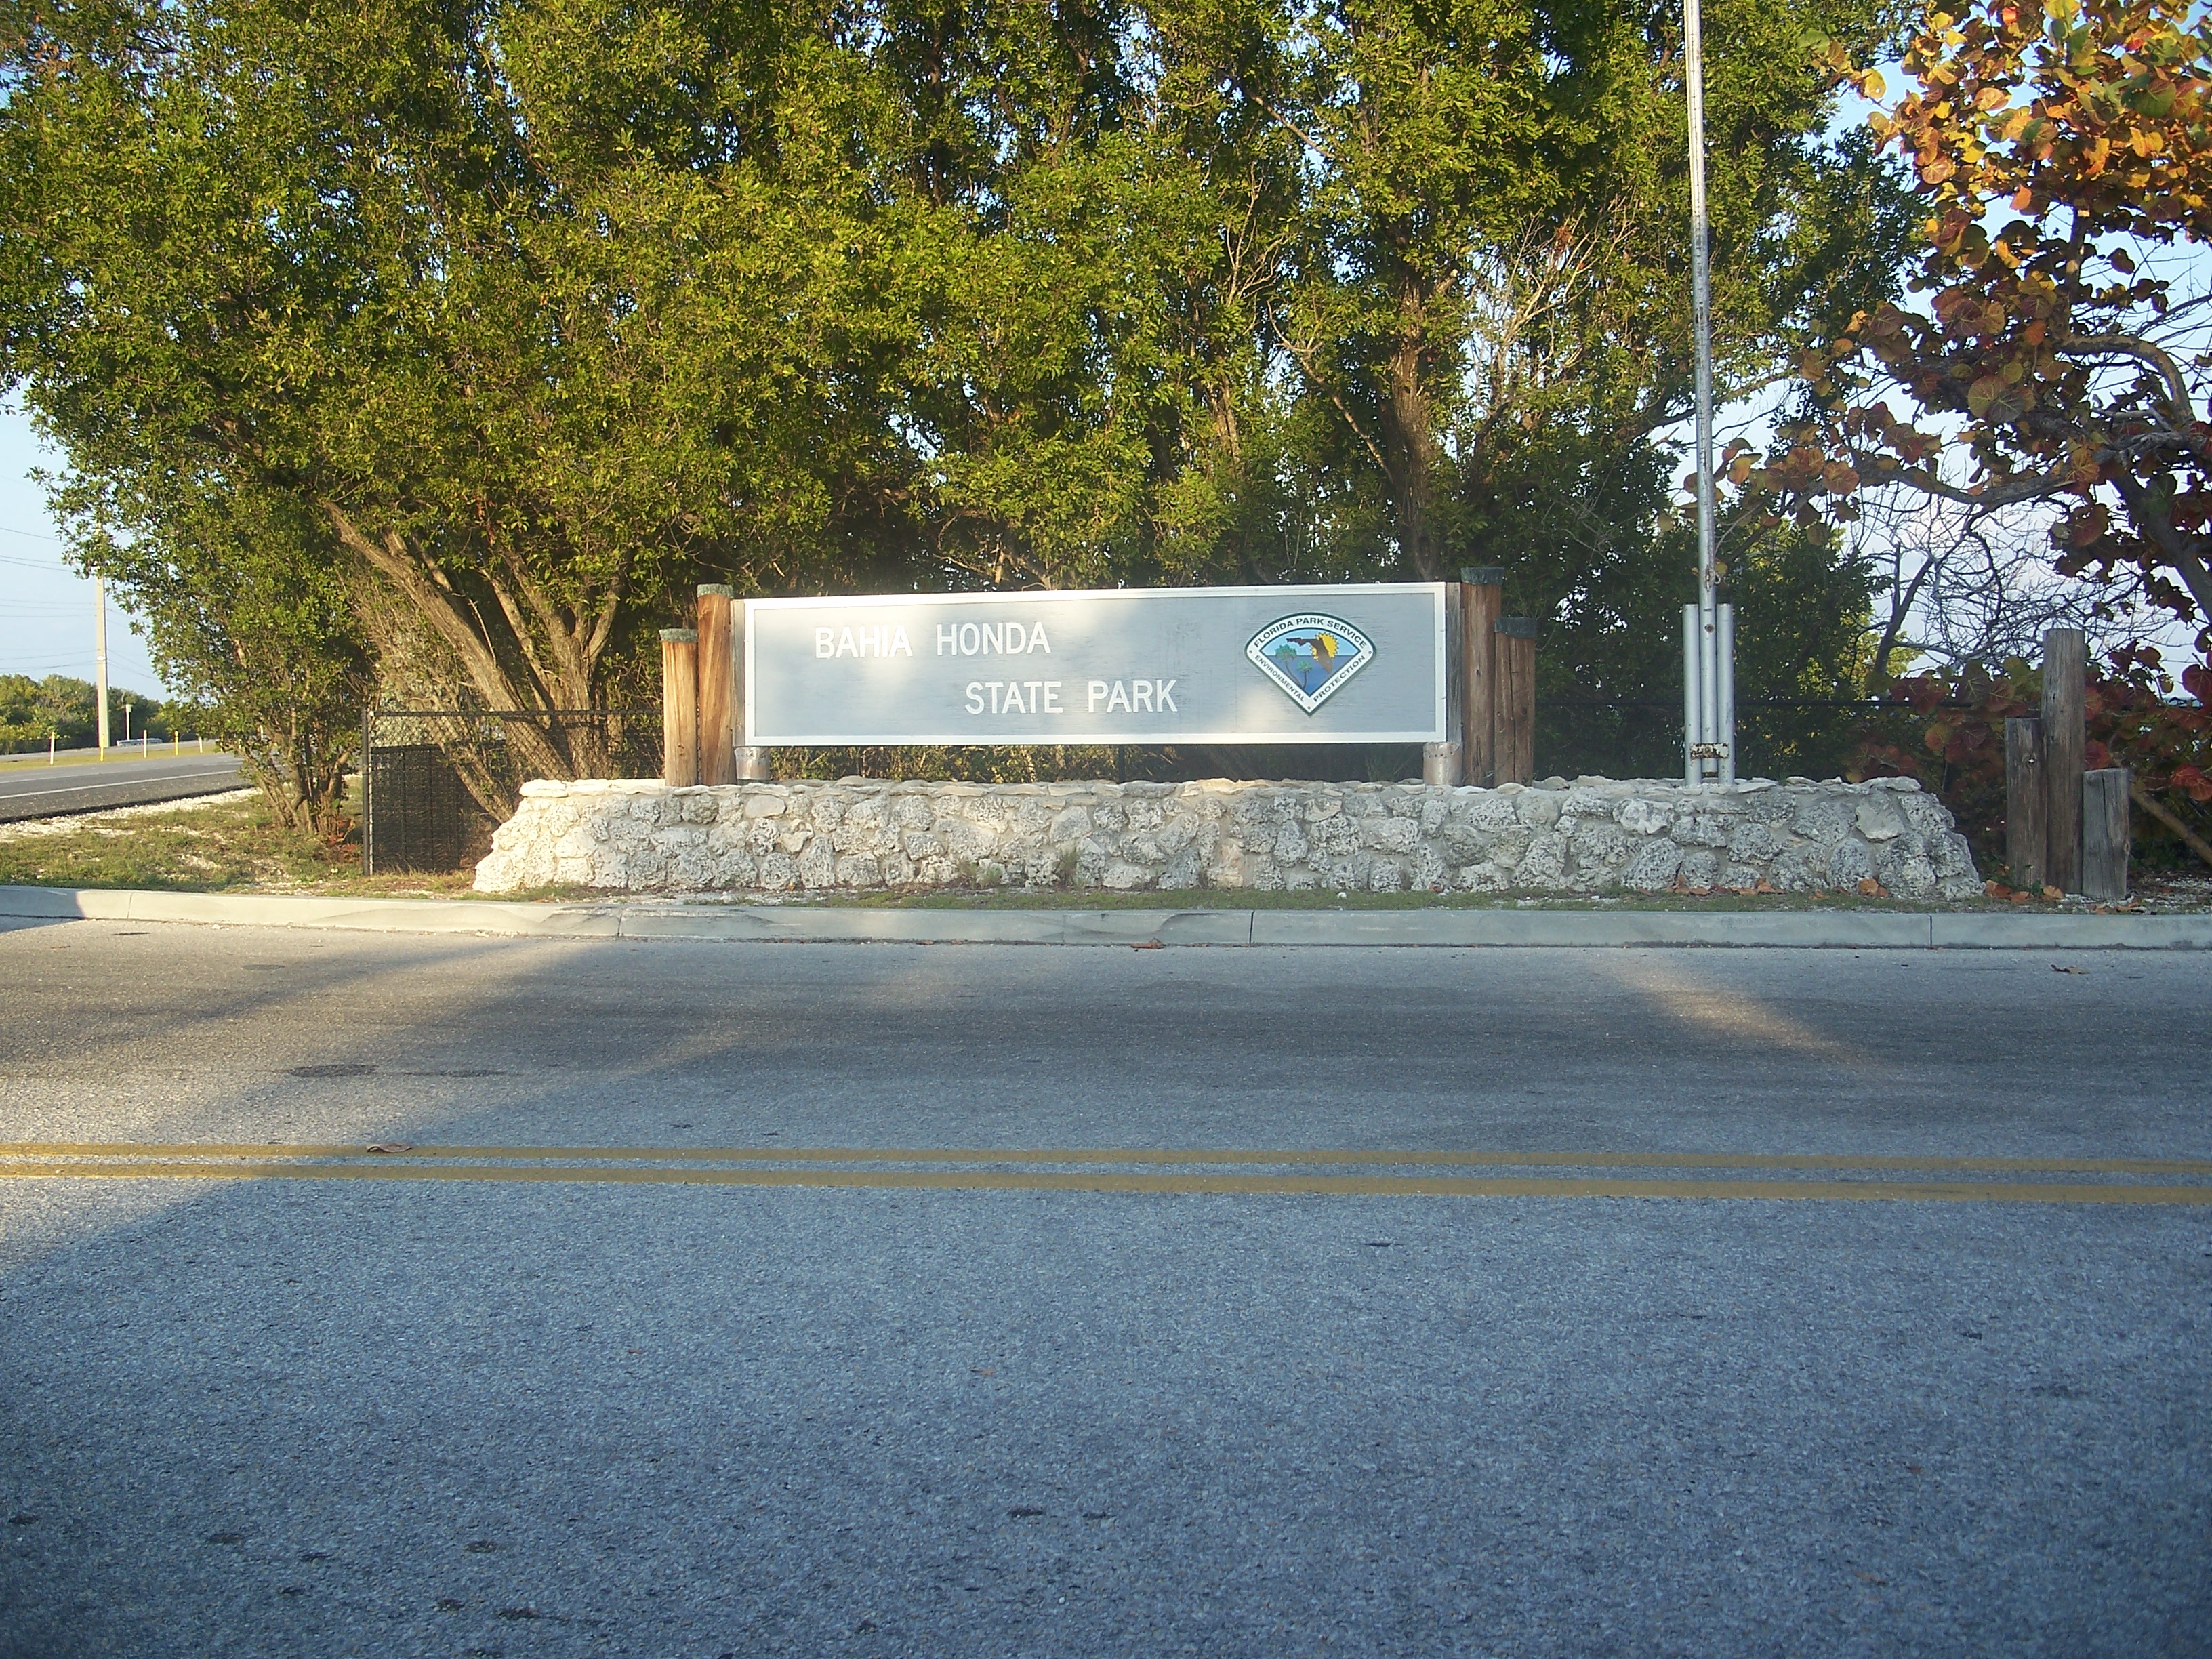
[0,1158,2208,1204]
[5,1143,2211,1176]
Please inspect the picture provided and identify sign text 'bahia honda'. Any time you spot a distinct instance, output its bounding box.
[744,584,1448,746]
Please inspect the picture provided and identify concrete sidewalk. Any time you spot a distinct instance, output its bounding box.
[2,882,2207,948]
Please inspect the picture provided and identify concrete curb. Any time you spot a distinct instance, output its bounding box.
[2,884,2209,949]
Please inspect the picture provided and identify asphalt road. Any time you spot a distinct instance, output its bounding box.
[0,752,243,821]
[1,920,2207,1658]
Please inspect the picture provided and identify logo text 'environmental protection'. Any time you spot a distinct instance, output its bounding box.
[1245,614,1376,714]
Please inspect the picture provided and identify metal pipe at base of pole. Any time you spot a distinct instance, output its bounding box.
[1716,603,1736,785]
[1683,605,1702,785]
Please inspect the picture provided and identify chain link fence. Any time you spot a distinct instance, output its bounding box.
[362,709,659,875]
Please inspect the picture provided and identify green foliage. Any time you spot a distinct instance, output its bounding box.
[0,674,178,753]
[0,0,1916,787]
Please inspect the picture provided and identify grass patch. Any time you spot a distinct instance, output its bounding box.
[0,794,346,890]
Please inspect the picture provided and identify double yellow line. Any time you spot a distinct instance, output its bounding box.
[4,1143,2211,1204]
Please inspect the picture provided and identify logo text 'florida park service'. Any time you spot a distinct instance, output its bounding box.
[1245,614,1376,714]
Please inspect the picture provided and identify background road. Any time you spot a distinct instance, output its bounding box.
[0,752,242,821]
[0,920,2207,1656]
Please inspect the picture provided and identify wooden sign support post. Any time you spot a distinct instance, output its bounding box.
[1459,568,1502,786]
[661,628,699,786]
[1495,617,1538,785]
[697,587,739,785]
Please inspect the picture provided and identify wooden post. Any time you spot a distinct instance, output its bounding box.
[697,586,737,785]
[1496,617,1537,785]
[2042,626,2085,891]
[660,628,698,787]
[1460,567,1503,785]
[2004,715,2045,891]
[1423,582,1464,785]
[2081,767,2130,901]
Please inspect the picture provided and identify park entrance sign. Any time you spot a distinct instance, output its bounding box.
[743,584,1449,746]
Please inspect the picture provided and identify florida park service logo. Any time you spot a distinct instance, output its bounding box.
[1246,614,1376,714]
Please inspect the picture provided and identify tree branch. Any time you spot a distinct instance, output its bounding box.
[2131,776,2212,872]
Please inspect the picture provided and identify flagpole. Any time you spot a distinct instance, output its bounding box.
[1683,0,1734,785]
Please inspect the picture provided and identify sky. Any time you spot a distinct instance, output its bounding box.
[0,401,171,699]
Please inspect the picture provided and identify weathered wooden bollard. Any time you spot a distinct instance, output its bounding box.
[2081,767,2131,901]
[661,628,698,786]
[2005,625,2127,898]
[2004,714,2045,889]
[2042,626,2085,893]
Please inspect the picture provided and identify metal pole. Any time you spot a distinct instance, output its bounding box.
[94,574,110,760]
[1684,0,1727,783]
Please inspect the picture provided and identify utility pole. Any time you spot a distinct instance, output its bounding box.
[1681,0,1735,785]
[94,573,110,760]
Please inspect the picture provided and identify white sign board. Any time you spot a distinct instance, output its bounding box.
[744,584,1447,745]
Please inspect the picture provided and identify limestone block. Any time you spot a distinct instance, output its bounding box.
[1570,819,1628,872]
[1622,838,1683,892]
[1518,832,1569,888]
[1159,848,1204,890]
[893,794,933,830]
[1204,839,1247,888]
[1314,848,1371,890]
[1726,821,1784,861]
[1879,848,1938,898]
[1369,816,1421,854]
[1677,848,1720,889]
[1368,859,1406,893]
[798,834,838,888]
[1826,838,1876,888]
[714,849,759,888]
[1465,796,1521,834]
[1420,794,1450,833]
[1125,833,1164,865]
[1772,842,1829,892]
[1517,792,1563,829]
[744,792,790,817]
[1854,796,1906,842]
[1937,872,1984,900]
[1617,798,1673,837]
[1671,813,1731,848]
[1933,832,1976,877]
[1103,861,1154,890]
[1791,796,1856,842]
[680,791,718,825]
[1899,793,1953,839]
[836,853,882,888]
[1345,792,1385,818]
[1273,819,1309,864]
[1459,862,1513,893]
[1721,862,1763,889]
[519,779,567,799]
[1486,827,1534,871]
[1312,816,1363,859]
[1092,800,1128,833]
[754,851,799,890]
[1049,806,1094,843]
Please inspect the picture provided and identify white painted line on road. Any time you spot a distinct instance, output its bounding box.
[0,766,243,801]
